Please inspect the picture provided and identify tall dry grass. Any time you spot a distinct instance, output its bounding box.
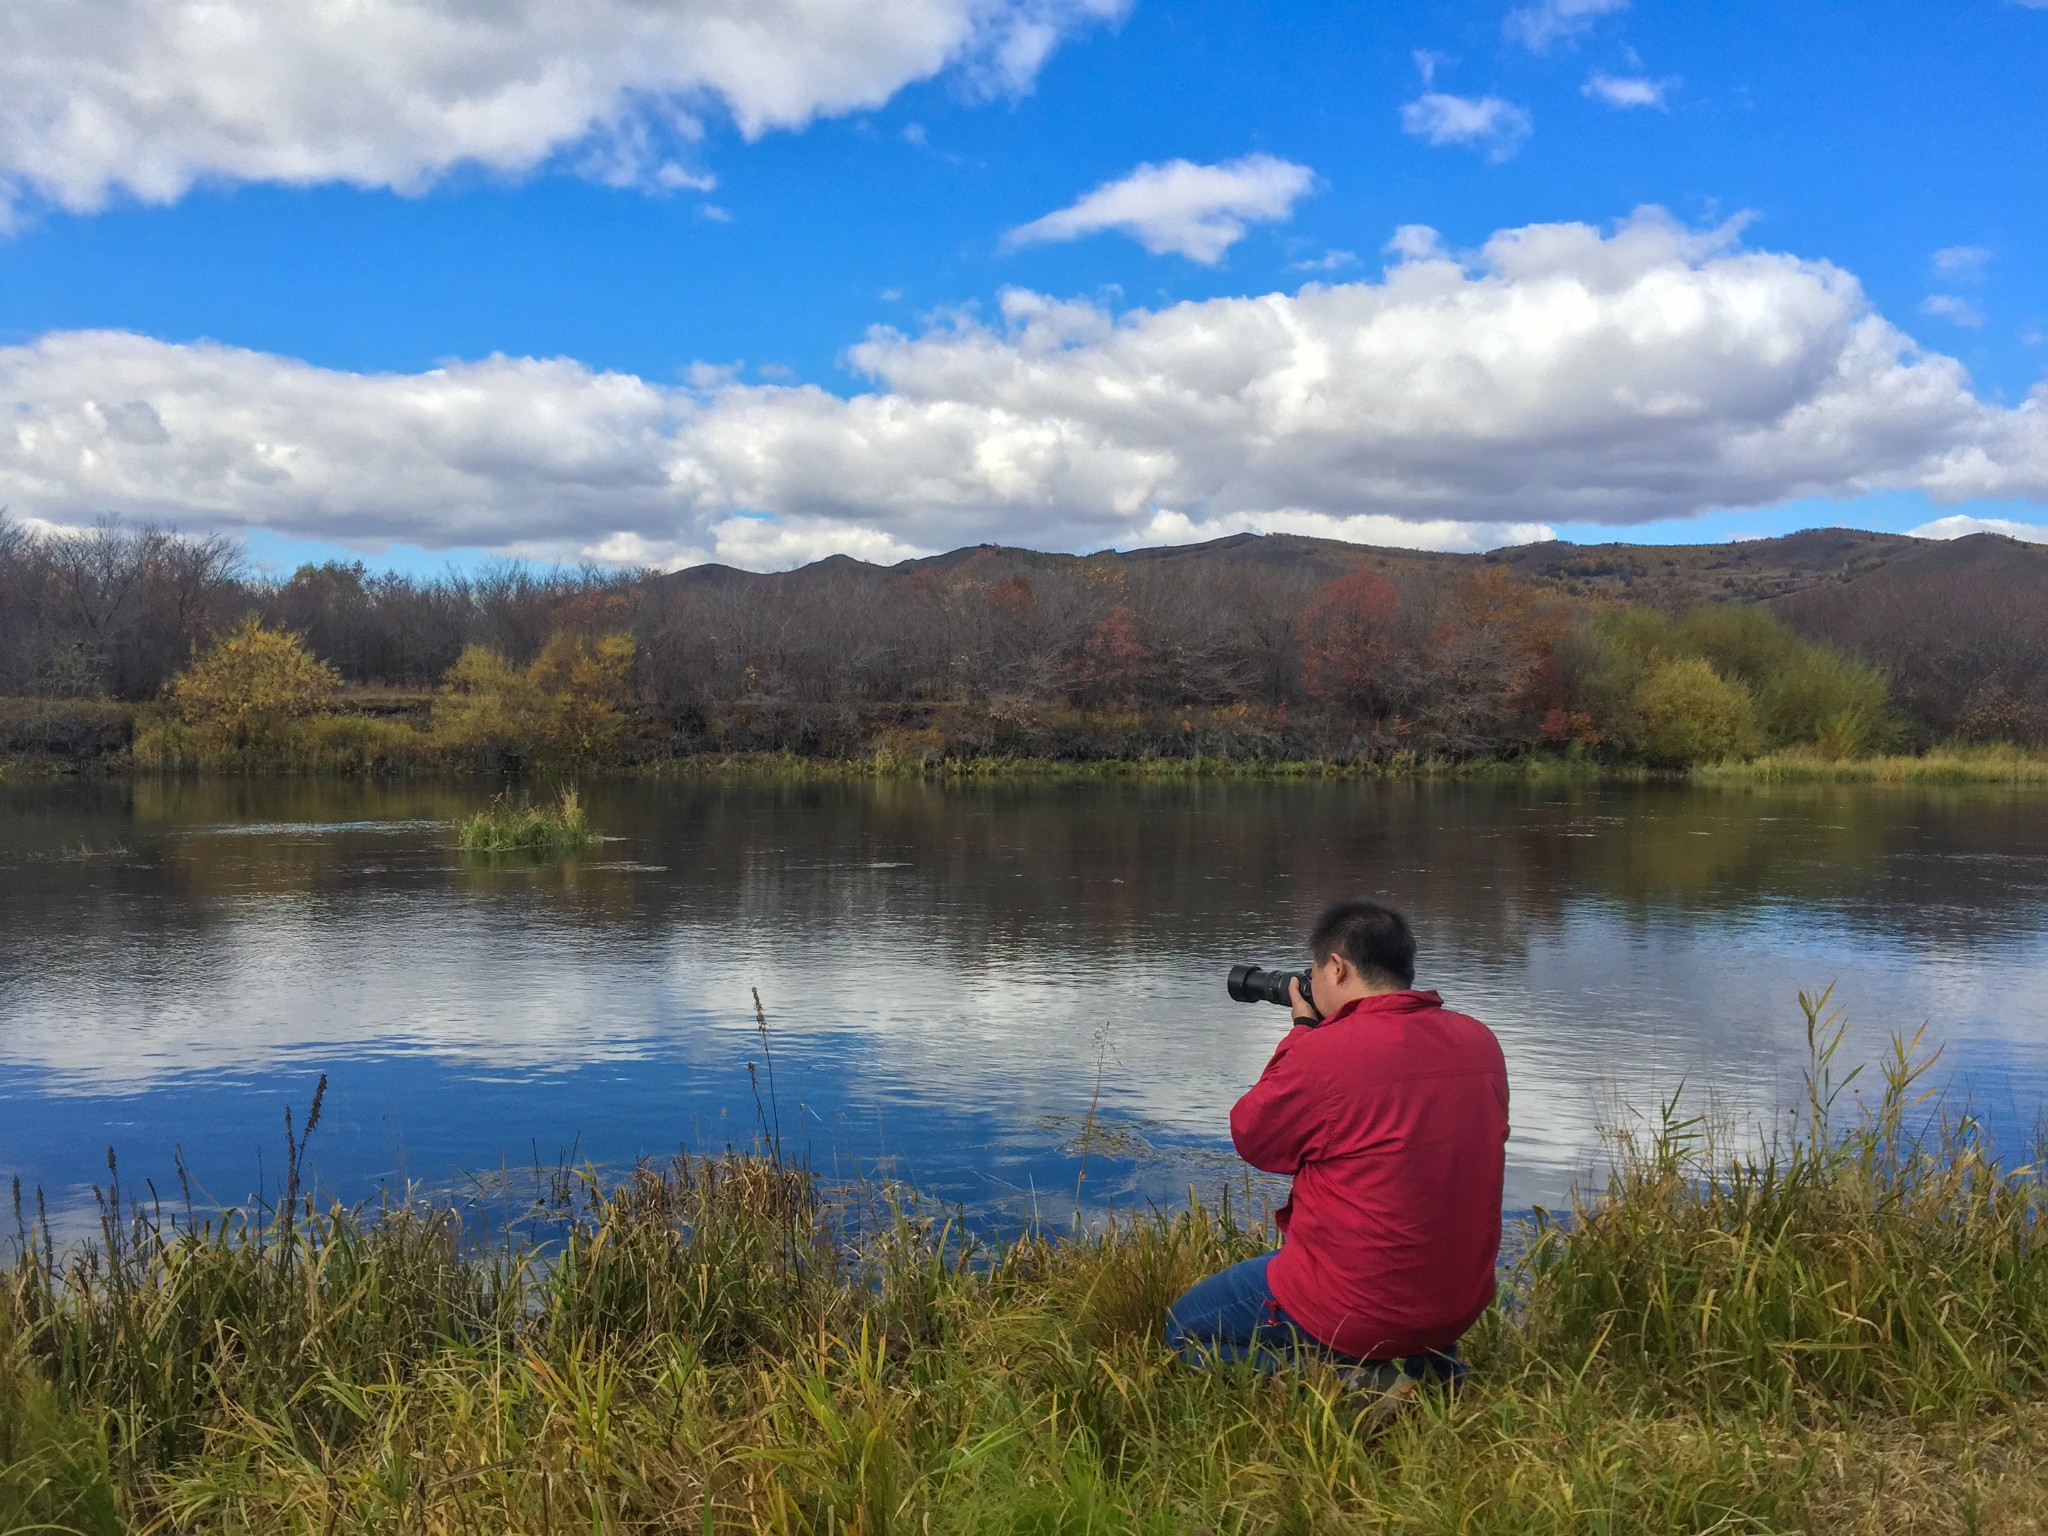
[6,996,2048,1533]
[1695,744,2048,785]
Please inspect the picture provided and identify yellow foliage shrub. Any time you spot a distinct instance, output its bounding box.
[435,632,638,762]
[529,630,637,757]
[164,616,341,751]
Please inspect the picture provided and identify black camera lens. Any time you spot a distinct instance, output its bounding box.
[1228,964,1309,1008]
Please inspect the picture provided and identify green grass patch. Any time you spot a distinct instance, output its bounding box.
[456,787,600,855]
[6,993,2048,1531]
[1695,743,2048,785]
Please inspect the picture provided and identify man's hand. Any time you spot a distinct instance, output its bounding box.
[1287,974,1322,1027]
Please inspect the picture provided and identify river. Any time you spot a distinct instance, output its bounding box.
[3,775,2045,1239]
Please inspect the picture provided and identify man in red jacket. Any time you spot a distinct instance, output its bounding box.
[1167,899,1509,1380]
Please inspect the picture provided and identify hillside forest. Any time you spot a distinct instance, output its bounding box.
[1,513,2043,772]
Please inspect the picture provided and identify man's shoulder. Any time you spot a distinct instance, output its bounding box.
[1423,1000,1505,1053]
[1321,996,1504,1070]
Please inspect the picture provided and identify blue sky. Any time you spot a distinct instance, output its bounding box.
[2,0,2044,571]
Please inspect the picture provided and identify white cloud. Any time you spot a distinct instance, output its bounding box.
[1140,508,1555,553]
[6,210,2047,567]
[708,515,931,567]
[1922,294,1986,328]
[1413,49,1455,87]
[1909,514,2048,544]
[1384,225,1449,262]
[1506,0,1629,52]
[0,334,702,558]
[1289,249,1358,272]
[1583,73,1675,110]
[1400,94,1534,161]
[1932,245,1992,278]
[1005,154,1317,264]
[0,0,1126,220]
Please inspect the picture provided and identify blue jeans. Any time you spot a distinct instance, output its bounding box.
[1165,1254,1465,1384]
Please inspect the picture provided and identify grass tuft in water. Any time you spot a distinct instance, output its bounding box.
[6,996,2048,1531]
[456,787,599,855]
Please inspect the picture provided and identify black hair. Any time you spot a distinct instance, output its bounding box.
[1309,899,1416,989]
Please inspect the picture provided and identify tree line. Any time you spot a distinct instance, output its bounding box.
[2,514,2037,769]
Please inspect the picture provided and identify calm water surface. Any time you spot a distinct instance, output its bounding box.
[3,776,2046,1236]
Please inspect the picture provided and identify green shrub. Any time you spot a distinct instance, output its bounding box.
[1587,605,1895,762]
[1755,646,1892,755]
[1595,606,1682,662]
[1634,657,1759,766]
[1673,604,1803,690]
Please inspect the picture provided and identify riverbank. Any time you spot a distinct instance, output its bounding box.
[6,1012,2046,1533]
[11,738,2048,789]
[1694,745,2048,784]
[7,694,2048,786]
[642,743,2048,786]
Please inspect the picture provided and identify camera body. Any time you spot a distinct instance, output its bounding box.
[1227,963,1314,1014]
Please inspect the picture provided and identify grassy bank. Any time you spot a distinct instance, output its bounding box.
[640,746,2048,786]
[1693,744,2048,785]
[9,690,2048,786]
[6,1000,2047,1533]
[635,748,1631,783]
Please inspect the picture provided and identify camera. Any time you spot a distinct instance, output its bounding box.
[1227,964,1313,1012]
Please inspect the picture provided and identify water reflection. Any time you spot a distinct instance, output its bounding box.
[3,777,2045,1230]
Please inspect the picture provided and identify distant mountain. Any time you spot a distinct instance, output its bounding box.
[651,526,1960,610]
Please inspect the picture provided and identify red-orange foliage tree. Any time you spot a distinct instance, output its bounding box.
[1076,603,1153,708]
[1300,570,1403,715]
[984,574,1037,623]
[1426,565,1574,750]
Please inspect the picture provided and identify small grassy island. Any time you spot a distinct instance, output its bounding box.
[457,787,600,856]
[5,1002,2046,1532]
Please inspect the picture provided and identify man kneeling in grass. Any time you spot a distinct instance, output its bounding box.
[1169,900,1509,1386]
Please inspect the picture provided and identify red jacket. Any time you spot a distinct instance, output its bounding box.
[1230,989,1508,1359]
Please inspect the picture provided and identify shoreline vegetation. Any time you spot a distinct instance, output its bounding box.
[6,997,2048,1531]
[6,517,2046,793]
[6,693,2048,789]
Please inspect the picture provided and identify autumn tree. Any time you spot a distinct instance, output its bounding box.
[436,631,639,761]
[1299,570,1404,717]
[1422,565,1572,751]
[1074,603,1154,708]
[165,615,342,749]
[530,631,638,756]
